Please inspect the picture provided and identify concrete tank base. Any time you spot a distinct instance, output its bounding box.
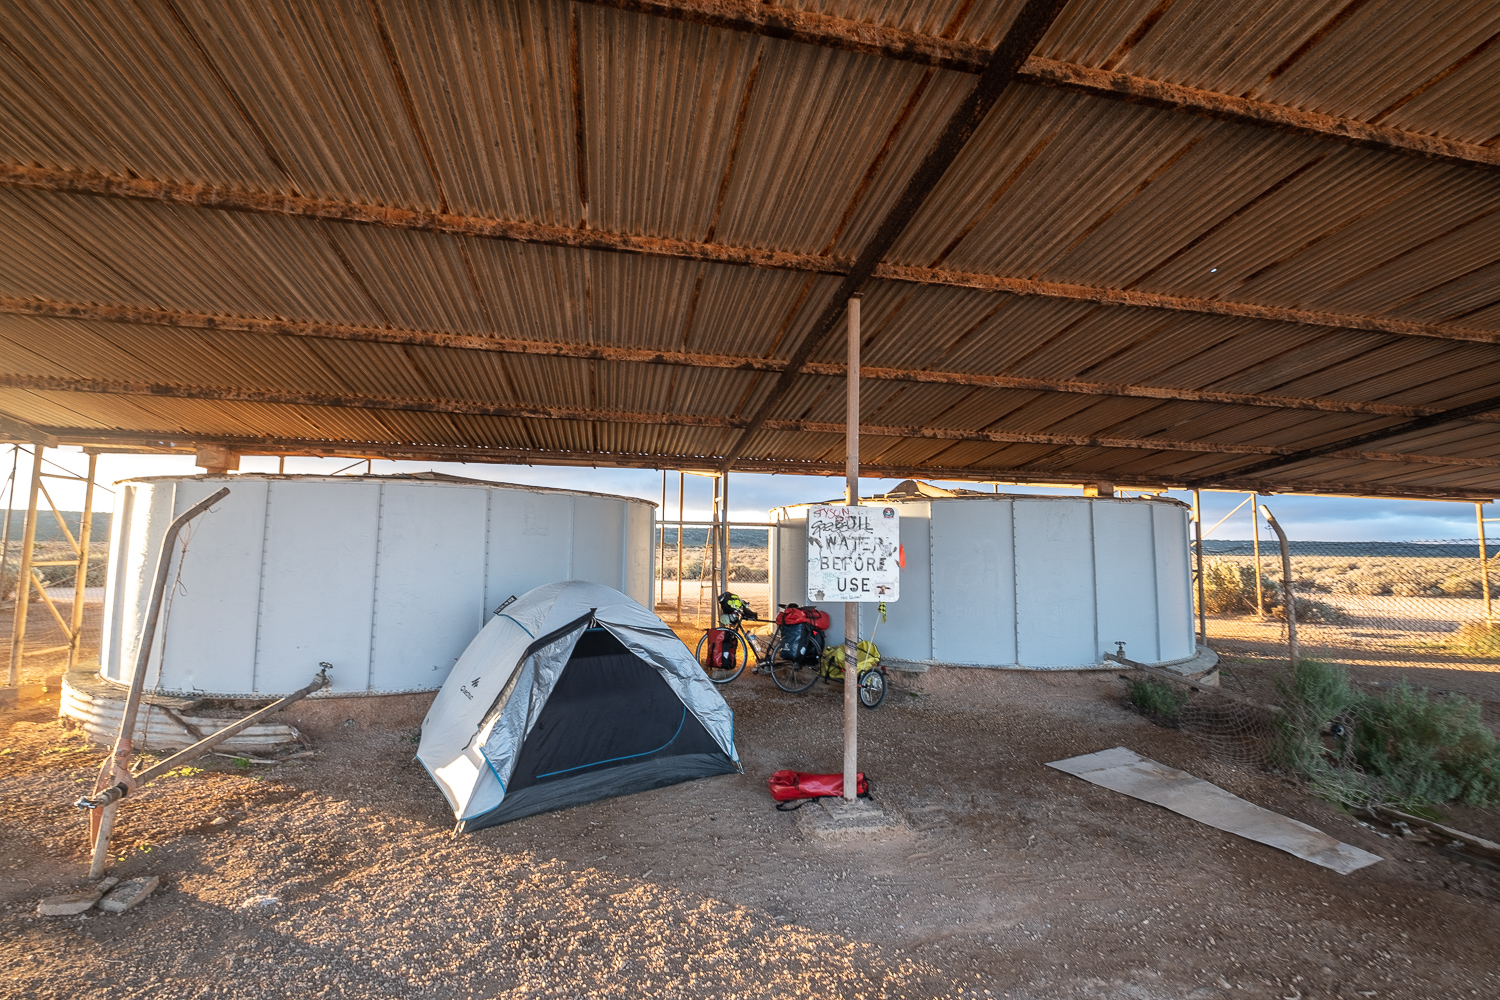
[60,670,436,751]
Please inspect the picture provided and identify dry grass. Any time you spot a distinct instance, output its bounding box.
[657,548,767,583]
[1208,554,1494,599]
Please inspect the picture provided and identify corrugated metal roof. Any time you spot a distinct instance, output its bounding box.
[0,0,1498,499]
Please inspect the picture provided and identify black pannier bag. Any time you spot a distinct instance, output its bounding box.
[778,622,824,665]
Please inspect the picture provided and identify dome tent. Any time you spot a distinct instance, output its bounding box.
[419,581,739,832]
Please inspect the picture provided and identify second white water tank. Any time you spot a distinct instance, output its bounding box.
[770,491,1195,669]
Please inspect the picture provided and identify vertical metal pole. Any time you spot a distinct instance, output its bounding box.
[659,471,667,609]
[0,445,18,612]
[277,455,285,475]
[707,476,720,620]
[67,453,98,672]
[7,446,42,687]
[720,471,730,598]
[676,472,684,620]
[1260,505,1298,667]
[843,294,860,801]
[1192,489,1206,645]
[1251,492,1264,616]
[1478,502,1492,621]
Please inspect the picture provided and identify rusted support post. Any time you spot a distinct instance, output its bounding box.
[1259,505,1298,668]
[7,446,43,687]
[0,446,16,624]
[720,471,730,599]
[1478,502,1492,621]
[844,294,860,801]
[676,472,685,621]
[67,453,97,672]
[658,470,667,609]
[1192,489,1206,645]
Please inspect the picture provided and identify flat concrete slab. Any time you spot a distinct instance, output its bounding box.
[38,890,102,917]
[98,876,159,913]
[796,796,904,840]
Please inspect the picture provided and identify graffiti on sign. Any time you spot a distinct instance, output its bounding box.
[807,505,900,602]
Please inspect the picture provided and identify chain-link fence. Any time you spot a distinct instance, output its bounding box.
[653,524,771,626]
[1191,495,1500,670]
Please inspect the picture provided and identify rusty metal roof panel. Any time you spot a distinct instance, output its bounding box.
[786,0,1026,46]
[709,43,967,256]
[169,0,442,208]
[378,0,582,224]
[0,0,287,187]
[1253,0,1500,143]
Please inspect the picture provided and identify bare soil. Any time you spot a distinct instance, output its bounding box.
[3,642,1499,999]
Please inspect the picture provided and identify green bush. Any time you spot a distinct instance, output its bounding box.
[1272,658,1500,808]
[1127,677,1189,725]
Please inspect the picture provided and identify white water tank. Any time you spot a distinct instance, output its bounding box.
[99,474,655,697]
[770,490,1195,670]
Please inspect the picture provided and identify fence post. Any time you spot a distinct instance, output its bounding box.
[676,472,684,621]
[1477,502,1492,621]
[1251,492,1264,616]
[1192,489,1206,644]
[1259,504,1298,667]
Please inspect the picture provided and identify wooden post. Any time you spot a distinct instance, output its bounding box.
[0,446,17,619]
[1477,502,1492,621]
[67,453,97,671]
[7,445,42,687]
[658,471,667,609]
[1192,489,1206,644]
[1251,492,1264,616]
[720,471,730,599]
[843,294,860,801]
[1260,504,1298,667]
[676,472,684,621]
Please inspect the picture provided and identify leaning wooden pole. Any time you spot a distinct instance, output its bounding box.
[87,487,229,877]
[843,294,860,801]
[1259,504,1299,668]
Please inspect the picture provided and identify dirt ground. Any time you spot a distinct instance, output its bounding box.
[4,624,1500,1000]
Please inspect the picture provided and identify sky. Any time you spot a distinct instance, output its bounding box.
[7,444,1491,543]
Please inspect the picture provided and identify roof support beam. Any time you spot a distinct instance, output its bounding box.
[6,296,1495,423]
[586,1,1500,171]
[717,0,1075,469]
[3,168,1494,347]
[4,372,1497,470]
[21,427,1497,502]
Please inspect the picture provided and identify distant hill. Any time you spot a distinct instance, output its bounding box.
[2,511,111,544]
[1201,539,1495,558]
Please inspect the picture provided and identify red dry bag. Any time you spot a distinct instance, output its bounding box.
[767,769,871,810]
[707,628,737,671]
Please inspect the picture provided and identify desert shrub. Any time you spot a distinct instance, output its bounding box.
[1127,677,1189,726]
[1292,596,1346,624]
[1201,563,1270,615]
[1436,574,1480,598]
[1272,658,1500,808]
[1449,620,1500,657]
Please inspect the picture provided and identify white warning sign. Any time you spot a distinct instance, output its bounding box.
[806,504,900,603]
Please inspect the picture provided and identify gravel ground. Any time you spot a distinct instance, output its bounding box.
[3,653,1499,999]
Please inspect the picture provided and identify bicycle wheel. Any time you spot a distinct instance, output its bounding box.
[857,668,887,709]
[695,629,746,684]
[769,650,820,693]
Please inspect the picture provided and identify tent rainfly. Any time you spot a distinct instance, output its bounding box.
[418,581,740,831]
